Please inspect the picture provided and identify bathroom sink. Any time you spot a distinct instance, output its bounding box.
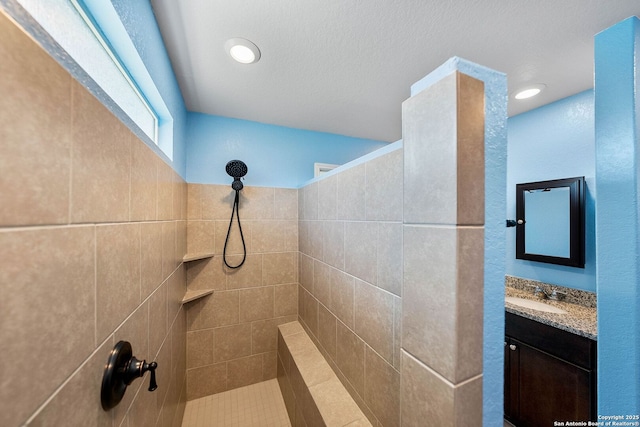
[505,297,567,314]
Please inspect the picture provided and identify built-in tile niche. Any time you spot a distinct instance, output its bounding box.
[297,146,404,427]
[184,184,300,399]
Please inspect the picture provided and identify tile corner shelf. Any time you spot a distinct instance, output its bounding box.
[181,289,214,304]
[183,252,215,262]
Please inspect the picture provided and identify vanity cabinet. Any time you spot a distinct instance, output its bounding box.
[504,312,596,426]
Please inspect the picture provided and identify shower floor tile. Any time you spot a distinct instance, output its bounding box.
[181,379,292,427]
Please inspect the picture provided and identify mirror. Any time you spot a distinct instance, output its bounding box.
[515,177,585,267]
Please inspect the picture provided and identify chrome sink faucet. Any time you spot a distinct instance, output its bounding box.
[527,285,566,301]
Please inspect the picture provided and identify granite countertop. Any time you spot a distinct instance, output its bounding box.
[505,286,597,340]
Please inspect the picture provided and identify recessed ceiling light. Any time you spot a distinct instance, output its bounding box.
[225,38,261,64]
[514,84,546,100]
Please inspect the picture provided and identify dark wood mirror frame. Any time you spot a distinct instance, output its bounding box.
[516,176,585,268]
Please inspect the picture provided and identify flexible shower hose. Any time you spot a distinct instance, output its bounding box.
[223,189,246,269]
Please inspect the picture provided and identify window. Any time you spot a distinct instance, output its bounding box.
[15,0,173,159]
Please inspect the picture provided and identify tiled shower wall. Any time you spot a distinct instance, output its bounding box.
[297,147,403,427]
[0,10,187,427]
[184,184,299,399]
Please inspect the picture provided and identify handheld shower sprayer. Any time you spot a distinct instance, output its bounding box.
[226,160,247,191]
[223,160,248,269]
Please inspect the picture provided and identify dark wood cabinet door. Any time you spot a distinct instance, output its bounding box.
[504,338,520,421]
[512,338,593,427]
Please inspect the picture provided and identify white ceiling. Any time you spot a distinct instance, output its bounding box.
[150,0,640,142]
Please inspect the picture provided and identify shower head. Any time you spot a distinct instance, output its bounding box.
[226,160,247,179]
[226,160,247,191]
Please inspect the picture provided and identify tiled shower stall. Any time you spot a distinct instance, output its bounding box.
[1,4,505,425]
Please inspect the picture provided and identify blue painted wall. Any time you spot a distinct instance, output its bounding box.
[506,90,596,292]
[594,16,640,416]
[186,113,389,188]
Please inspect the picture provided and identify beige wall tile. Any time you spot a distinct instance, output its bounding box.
[298,220,310,255]
[401,351,481,426]
[262,351,278,381]
[264,251,298,285]
[455,73,485,226]
[149,282,168,358]
[275,283,298,317]
[96,223,141,342]
[275,188,298,220]
[354,280,394,363]
[364,347,400,427]
[376,222,402,296]
[317,304,337,361]
[186,257,226,291]
[129,381,160,427]
[337,163,366,220]
[154,338,172,415]
[299,253,314,292]
[302,182,319,220]
[141,221,164,299]
[225,253,262,289]
[115,301,150,365]
[172,308,188,379]
[310,377,364,427]
[177,220,187,261]
[213,323,252,362]
[283,220,299,251]
[239,186,275,219]
[402,73,457,225]
[157,161,174,221]
[402,72,485,226]
[257,321,290,363]
[187,220,215,255]
[186,363,227,400]
[251,220,284,253]
[162,221,177,279]
[186,290,239,331]
[365,149,403,222]
[307,221,324,260]
[336,322,365,397]
[318,174,338,220]
[240,286,275,322]
[0,12,72,226]
[201,184,235,220]
[300,287,318,337]
[187,329,213,369]
[323,220,345,269]
[401,350,449,426]
[168,265,186,323]
[131,140,158,221]
[345,221,377,285]
[0,226,95,427]
[453,372,483,425]
[297,187,305,220]
[227,354,264,390]
[252,318,281,354]
[71,82,131,223]
[171,173,187,221]
[278,357,296,422]
[312,260,332,307]
[29,339,114,427]
[403,225,483,382]
[393,296,402,371]
[187,184,203,220]
[0,13,187,425]
[330,268,355,328]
